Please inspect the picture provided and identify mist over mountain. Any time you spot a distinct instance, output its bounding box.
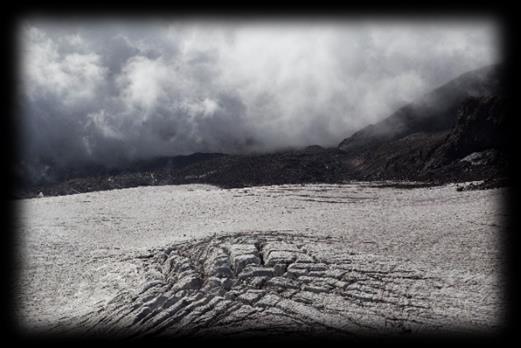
[338,64,503,153]
[16,19,500,186]
[15,63,509,198]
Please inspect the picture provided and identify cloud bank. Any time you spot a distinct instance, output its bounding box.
[17,18,500,182]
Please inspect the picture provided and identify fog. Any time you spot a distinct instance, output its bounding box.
[17,18,500,183]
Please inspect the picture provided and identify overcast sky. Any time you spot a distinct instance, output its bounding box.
[17,18,501,179]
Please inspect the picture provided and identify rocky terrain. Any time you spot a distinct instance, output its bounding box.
[16,183,505,337]
[338,95,509,184]
[61,232,500,338]
[13,64,509,199]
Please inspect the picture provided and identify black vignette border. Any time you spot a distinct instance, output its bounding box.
[1,2,518,345]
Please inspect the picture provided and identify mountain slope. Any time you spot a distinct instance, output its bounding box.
[338,64,503,154]
[338,95,509,184]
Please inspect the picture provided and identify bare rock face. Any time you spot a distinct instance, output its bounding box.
[427,96,508,169]
[57,232,501,338]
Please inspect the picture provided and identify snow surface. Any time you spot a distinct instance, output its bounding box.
[14,183,506,334]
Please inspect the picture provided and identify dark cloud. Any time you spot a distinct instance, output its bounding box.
[17,19,500,183]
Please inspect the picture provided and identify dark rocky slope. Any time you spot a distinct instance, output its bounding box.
[339,95,509,183]
[14,65,509,198]
[338,64,503,154]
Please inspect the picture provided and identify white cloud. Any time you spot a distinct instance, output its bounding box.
[22,27,106,105]
[18,19,500,178]
[117,55,170,111]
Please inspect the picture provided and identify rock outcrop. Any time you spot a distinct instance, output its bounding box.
[337,94,509,183]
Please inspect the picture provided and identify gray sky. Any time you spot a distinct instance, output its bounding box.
[18,18,500,178]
